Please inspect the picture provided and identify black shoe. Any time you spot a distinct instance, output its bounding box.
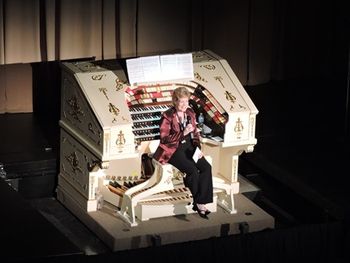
[197,209,209,219]
[192,204,209,219]
[193,204,211,215]
[204,210,211,215]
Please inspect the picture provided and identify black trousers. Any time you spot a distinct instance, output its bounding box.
[168,137,213,204]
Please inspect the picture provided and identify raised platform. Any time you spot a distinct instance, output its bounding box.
[57,185,274,251]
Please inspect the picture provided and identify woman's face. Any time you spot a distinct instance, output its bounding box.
[175,97,189,112]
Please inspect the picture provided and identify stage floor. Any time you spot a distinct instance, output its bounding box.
[57,187,274,251]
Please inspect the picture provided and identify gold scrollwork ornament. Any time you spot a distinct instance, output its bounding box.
[67,96,84,122]
[194,72,208,83]
[193,52,204,59]
[88,123,96,134]
[115,78,125,91]
[65,152,83,173]
[200,64,216,70]
[91,74,106,81]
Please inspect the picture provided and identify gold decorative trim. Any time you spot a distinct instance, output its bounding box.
[238,104,246,110]
[193,52,204,59]
[108,103,120,117]
[200,64,216,70]
[88,160,102,172]
[115,78,125,91]
[232,157,238,182]
[97,130,102,146]
[75,63,98,72]
[67,95,84,122]
[250,117,255,138]
[225,91,236,104]
[99,87,109,100]
[65,152,83,173]
[165,174,172,184]
[61,163,66,172]
[194,72,208,82]
[91,74,106,81]
[234,118,244,132]
[214,76,225,89]
[116,131,126,153]
[234,117,244,139]
[88,123,96,134]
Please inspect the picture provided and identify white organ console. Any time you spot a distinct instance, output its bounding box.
[57,50,258,227]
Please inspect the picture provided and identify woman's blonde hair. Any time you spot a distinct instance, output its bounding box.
[172,87,191,105]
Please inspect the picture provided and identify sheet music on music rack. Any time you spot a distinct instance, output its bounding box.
[126,53,194,85]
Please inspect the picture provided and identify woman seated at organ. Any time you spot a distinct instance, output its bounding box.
[153,87,213,219]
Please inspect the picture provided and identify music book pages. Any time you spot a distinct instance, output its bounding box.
[192,146,202,163]
[126,53,193,85]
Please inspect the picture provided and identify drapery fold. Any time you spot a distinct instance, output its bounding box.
[0,0,122,64]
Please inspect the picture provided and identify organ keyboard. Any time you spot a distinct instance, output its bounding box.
[129,103,171,142]
[57,50,258,226]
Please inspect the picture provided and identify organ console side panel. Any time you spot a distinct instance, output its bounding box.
[189,50,258,214]
[57,50,259,226]
[59,129,100,201]
[192,50,258,148]
[61,61,137,163]
[60,70,104,157]
[59,61,140,212]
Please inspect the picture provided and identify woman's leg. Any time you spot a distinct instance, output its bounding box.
[195,157,213,204]
[168,150,201,203]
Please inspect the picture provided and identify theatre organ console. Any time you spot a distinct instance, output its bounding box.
[57,50,258,227]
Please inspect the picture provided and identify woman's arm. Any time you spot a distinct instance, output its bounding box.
[188,110,201,148]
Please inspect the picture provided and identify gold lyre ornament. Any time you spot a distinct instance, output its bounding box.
[234,117,244,139]
[116,130,126,153]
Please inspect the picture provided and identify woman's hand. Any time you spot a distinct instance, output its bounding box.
[198,151,203,159]
[184,123,194,136]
